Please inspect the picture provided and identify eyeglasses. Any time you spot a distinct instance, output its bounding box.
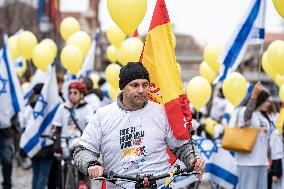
[69,90,79,95]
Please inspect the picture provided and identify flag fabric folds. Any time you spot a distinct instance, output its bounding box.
[23,69,48,105]
[0,36,25,126]
[20,66,61,157]
[140,0,192,140]
[215,0,265,83]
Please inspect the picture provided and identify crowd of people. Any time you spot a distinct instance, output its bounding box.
[0,62,283,189]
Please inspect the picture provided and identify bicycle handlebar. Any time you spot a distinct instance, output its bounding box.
[94,165,195,183]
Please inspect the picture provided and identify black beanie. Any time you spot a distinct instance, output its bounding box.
[255,89,270,109]
[119,62,150,90]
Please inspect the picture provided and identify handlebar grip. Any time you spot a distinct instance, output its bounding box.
[102,171,108,178]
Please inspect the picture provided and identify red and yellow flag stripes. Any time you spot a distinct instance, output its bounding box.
[140,0,192,140]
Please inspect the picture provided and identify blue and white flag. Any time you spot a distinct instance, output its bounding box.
[79,30,100,78]
[0,36,25,126]
[20,65,61,157]
[215,0,266,83]
[23,69,48,105]
[194,136,238,189]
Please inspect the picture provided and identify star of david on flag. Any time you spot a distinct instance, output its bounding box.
[33,94,48,119]
[195,138,218,159]
[0,74,7,95]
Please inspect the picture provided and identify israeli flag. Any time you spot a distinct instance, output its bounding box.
[194,136,238,189]
[0,36,25,126]
[79,30,100,78]
[20,65,61,157]
[215,0,266,83]
[23,69,48,105]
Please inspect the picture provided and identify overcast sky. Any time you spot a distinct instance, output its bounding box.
[99,0,284,45]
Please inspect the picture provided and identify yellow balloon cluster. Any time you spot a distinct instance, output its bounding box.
[105,63,121,89]
[272,0,284,19]
[267,40,284,74]
[18,31,38,60]
[107,0,147,35]
[106,25,126,48]
[203,42,222,72]
[261,52,278,79]
[67,31,91,56]
[32,43,54,72]
[199,61,217,83]
[60,17,80,41]
[186,76,212,111]
[60,45,83,75]
[8,36,20,61]
[118,37,143,66]
[106,45,118,63]
[222,72,247,106]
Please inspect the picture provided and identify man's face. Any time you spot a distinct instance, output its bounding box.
[123,79,149,109]
[69,89,83,104]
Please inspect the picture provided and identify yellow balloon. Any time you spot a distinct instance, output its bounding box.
[8,36,20,61]
[199,61,217,83]
[32,43,54,72]
[105,63,121,89]
[90,73,100,89]
[117,37,143,66]
[274,74,284,87]
[107,0,147,35]
[222,72,248,106]
[109,85,121,100]
[267,40,284,74]
[106,45,118,63]
[18,31,38,60]
[203,42,222,72]
[67,31,91,56]
[41,39,57,59]
[60,17,80,41]
[15,59,27,77]
[272,0,284,19]
[186,76,212,111]
[262,52,278,79]
[279,84,284,102]
[106,25,126,48]
[60,45,84,75]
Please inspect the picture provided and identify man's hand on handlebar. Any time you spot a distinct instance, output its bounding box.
[88,165,104,179]
[191,157,206,179]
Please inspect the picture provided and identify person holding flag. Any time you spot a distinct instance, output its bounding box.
[0,36,25,189]
[73,62,205,189]
[20,65,61,189]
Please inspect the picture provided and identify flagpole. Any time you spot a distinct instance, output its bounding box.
[257,0,267,82]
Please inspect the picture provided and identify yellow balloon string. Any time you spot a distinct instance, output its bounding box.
[164,166,177,187]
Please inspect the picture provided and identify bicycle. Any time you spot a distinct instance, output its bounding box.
[92,164,197,189]
[41,135,78,189]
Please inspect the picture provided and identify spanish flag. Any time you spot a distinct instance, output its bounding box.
[140,0,192,140]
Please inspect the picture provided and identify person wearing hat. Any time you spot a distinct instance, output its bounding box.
[235,82,274,189]
[52,80,93,189]
[73,62,205,189]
